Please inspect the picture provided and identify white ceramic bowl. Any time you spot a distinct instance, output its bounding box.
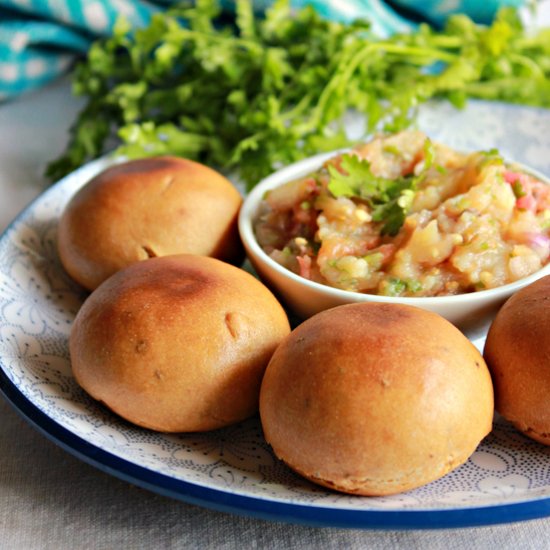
[238,151,550,330]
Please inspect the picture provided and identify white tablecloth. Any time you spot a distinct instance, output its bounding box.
[1,75,550,550]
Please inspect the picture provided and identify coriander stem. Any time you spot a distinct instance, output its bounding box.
[425,35,464,49]
[372,42,458,63]
[280,93,315,122]
[146,26,265,54]
[297,40,457,135]
[508,53,546,78]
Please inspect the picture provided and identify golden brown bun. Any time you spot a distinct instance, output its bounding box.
[260,303,494,496]
[70,254,290,432]
[484,275,550,445]
[58,156,243,290]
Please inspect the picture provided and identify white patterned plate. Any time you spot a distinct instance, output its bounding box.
[1,100,550,529]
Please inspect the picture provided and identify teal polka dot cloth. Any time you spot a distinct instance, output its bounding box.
[0,0,524,101]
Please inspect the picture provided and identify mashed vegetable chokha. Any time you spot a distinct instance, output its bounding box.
[254,131,550,297]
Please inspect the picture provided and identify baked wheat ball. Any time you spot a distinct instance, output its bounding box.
[70,254,290,432]
[484,275,550,445]
[58,156,243,290]
[260,302,494,496]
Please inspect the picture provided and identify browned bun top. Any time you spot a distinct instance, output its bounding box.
[484,275,550,445]
[70,254,290,432]
[260,302,494,496]
[58,156,243,290]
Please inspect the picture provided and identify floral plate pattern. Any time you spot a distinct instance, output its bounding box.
[1,100,550,529]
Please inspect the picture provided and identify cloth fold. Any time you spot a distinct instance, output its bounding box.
[0,0,524,101]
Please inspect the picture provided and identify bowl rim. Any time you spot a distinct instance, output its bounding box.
[238,148,550,305]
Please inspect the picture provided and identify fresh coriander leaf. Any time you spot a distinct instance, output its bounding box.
[327,154,387,199]
[328,139,436,236]
[383,277,407,296]
[372,199,408,236]
[511,180,526,198]
[46,0,550,189]
[327,153,415,236]
[479,148,504,167]
[235,0,256,39]
[422,138,435,170]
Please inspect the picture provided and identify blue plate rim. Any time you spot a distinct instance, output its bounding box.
[2,367,550,530]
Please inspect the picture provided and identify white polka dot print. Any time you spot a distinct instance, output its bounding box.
[0,63,18,82]
[25,58,47,78]
[10,32,29,53]
[83,1,110,33]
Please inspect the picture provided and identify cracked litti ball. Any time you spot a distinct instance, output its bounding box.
[58,156,243,290]
[70,254,290,432]
[259,302,494,496]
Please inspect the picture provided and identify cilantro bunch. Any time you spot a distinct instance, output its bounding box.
[47,0,550,188]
